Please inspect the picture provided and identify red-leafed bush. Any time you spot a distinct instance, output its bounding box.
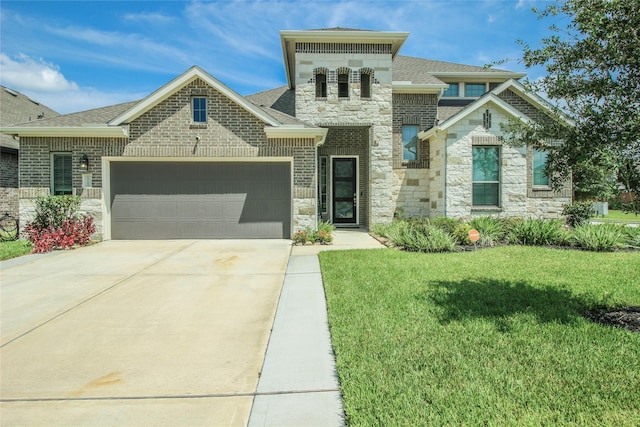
[24,196,96,253]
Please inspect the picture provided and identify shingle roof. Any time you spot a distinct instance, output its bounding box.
[245,86,295,117]
[10,100,139,128]
[394,55,516,75]
[1,86,59,149]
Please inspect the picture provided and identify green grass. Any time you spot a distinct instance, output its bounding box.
[599,209,640,223]
[0,240,32,260]
[320,247,640,426]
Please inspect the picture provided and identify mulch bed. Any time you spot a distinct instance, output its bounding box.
[584,306,640,333]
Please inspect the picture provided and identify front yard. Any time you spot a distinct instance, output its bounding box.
[320,247,640,425]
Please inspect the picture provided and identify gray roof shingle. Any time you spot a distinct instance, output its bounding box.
[1,86,60,149]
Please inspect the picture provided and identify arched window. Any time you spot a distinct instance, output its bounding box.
[337,68,350,98]
[360,68,373,98]
[315,68,327,98]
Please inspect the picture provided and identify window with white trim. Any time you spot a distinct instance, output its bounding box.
[52,153,72,195]
[472,146,500,206]
[442,83,459,97]
[465,83,486,97]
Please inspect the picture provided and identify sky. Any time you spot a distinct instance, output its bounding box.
[0,0,562,114]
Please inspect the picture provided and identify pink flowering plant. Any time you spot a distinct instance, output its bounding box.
[24,195,96,253]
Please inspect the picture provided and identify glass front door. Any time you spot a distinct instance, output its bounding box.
[332,158,357,224]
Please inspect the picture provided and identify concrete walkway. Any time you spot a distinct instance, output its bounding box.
[248,229,384,426]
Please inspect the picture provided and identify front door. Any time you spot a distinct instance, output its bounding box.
[332,157,357,224]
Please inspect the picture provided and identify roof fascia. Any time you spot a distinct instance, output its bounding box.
[264,126,328,147]
[0,126,128,138]
[392,82,448,94]
[109,66,280,127]
[492,79,575,126]
[280,30,409,89]
[432,71,526,80]
[419,94,532,140]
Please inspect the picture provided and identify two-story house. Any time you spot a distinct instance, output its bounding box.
[0,28,571,240]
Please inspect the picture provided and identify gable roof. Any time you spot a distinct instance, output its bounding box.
[109,66,281,127]
[1,86,59,150]
[419,79,565,140]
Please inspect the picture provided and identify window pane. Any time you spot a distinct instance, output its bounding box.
[472,147,499,181]
[192,97,207,122]
[402,125,419,161]
[533,149,549,186]
[53,153,72,195]
[465,83,486,97]
[316,73,327,97]
[338,73,349,98]
[442,83,459,97]
[360,73,371,98]
[473,183,499,206]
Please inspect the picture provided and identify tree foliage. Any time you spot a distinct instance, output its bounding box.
[502,0,640,209]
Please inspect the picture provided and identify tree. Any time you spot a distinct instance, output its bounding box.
[502,0,640,212]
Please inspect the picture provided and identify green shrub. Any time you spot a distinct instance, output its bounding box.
[453,223,473,245]
[470,216,506,247]
[371,223,392,238]
[572,223,626,252]
[317,220,335,244]
[31,195,81,229]
[507,219,568,246]
[429,216,462,236]
[395,223,455,253]
[563,201,595,227]
[621,226,640,248]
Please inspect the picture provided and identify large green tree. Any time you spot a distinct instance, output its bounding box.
[502,0,640,210]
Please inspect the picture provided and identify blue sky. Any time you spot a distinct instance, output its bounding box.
[0,0,560,114]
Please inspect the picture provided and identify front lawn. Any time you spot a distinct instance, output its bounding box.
[599,209,640,224]
[320,247,640,425]
[0,240,32,261]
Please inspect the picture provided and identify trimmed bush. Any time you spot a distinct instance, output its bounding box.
[572,223,626,252]
[622,226,640,248]
[563,201,595,227]
[507,218,568,246]
[453,223,473,245]
[394,223,455,253]
[429,216,462,236]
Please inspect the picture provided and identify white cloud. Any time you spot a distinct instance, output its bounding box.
[0,53,144,113]
[0,53,79,92]
[122,12,175,24]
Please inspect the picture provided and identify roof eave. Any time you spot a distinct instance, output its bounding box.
[432,71,526,80]
[392,82,448,94]
[0,126,129,138]
[264,126,328,147]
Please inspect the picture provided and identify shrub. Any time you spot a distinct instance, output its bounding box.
[453,223,473,245]
[621,226,640,248]
[572,223,626,252]
[507,218,568,246]
[563,201,595,228]
[429,216,462,236]
[317,220,335,244]
[371,223,392,238]
[470,216,506,247]
[25,195,95,253]
[292,228,312,245]
[386,221,455,253]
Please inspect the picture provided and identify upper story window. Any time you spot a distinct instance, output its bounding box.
[442,83,459,97]
[465,83,486,97]
[192,97,207,123]
[360,71,371,99]
[402,125,419,161]
[52,153,72,195]
[315,69,327,98]
[338,71,349,98]
[472,146,500,206]
[533,149,550,186]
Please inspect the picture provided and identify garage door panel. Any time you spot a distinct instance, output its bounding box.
[110,162,291,239]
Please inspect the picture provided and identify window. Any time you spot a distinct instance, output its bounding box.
[465,83,486,97]
[192,97,207,123]
[52,153,72,195]
[402,125,419,161]
[442,83,459,97]
[533,149,549,186]
[360,72,371,98]
[472,146,500,206]
[316,72,327,97]
[338,72,349,98]
[319,156,328,213]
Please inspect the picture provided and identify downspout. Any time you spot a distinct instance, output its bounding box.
[442,132,447,217]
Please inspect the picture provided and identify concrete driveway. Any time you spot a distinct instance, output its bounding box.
[0,239,291,426]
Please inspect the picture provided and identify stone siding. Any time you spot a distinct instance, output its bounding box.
[294,48,394,225]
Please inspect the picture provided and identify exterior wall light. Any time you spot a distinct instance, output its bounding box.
[79,153,89,171]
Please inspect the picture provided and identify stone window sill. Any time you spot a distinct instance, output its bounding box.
[471,206,502,212]
[190,124,208,129]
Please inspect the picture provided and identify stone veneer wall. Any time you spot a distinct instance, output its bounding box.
[294,49,394,225]
[443,104,570,219]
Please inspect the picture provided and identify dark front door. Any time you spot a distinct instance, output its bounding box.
[332,158,357,224]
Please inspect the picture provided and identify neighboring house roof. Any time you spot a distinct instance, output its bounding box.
[0,86,59,151]
[420,79,569,140]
